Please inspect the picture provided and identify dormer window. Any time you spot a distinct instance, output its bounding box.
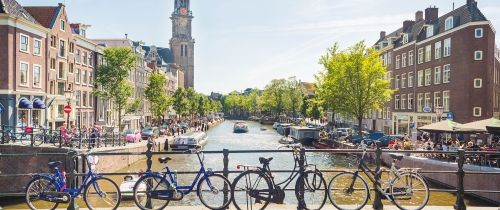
[445,17,454,30]
[60,20,66,31]
[426,25,434,38]
[402,34,409,44]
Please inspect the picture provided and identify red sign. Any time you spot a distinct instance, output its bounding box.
[64,105,72,114]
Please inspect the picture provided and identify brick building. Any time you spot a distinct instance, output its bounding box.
[365,0,500,135]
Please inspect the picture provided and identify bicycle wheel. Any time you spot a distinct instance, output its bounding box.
[84,177,121,210]
[33,134,44,146]
[197,174,232,210]
[52,135,60,146]
[391,173,429,210]
[295,170,327,210]
[133,175,170,210]
[231,170,272,210]
[327,172,369,210]
[20,134,31,145]
[25,177,59,210]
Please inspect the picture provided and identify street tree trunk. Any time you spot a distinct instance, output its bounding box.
[357,116,363,136]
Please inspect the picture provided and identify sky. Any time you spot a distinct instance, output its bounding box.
[19,0,500,94]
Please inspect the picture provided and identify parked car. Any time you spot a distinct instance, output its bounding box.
[123,129,141,143]
[141,127,159,140]
[351,131,385,145]
[337,128,352,137]
[159,125,169,135]
[377,135,404,147]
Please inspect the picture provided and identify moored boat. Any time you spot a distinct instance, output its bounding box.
[277,123,292,136]
[170,132,208,150]
[279,136,294,144]
[312,139,334,149]
[233,122,249,133]
[289,126,320,145]
[260,116,275,125]
[120,175,145,199]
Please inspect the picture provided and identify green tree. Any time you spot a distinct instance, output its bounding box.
[173,88,189,116]
[317,41,393,135]
[94,47,137,132]
[145,72,171,121]
[285,79,304,119]
[261,79,288,117]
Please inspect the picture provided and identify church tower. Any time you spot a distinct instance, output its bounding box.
[170,0,195,88]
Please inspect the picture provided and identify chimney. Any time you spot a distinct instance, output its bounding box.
[467,0,475,6]
[415,11,423,21]
[380,31,386,39]
[125,33,128,39]
[403,20,415,32]
[425,6,439,23]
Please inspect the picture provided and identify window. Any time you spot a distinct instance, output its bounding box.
[474,78,482,88]
[57,82,64,96]
[434,92,441,110]
[50,81,55,95]
[402,34,408,44]
[83,92,87,107]
[443,64,451,83]
[60,20,65,31]
[89,73,93,86]
[401,94,406,109]
[89,53,94,67]
[50,58,56,70]
[417,70,424,87]
[69,63,74,73]
[50,35,56,48]
[408,72,413,87]
[444,38,451,57]
[59,40,66,57]
[58,62,65,79]
[89,93,93,107]
[475,28,483,38]
[184,45,188,56]
[473,107,481,117]
[20,62,29,86]
[445,17,454,30]
[424,93,431,109]
[426,25,434,38]
[83,70,87,84]
[401,73,406,88]
[75,69,80,83]
[33,39,41,55]
[425,45,431,62]
[408,50,414,66]
[402,53,406,68]
[83,52,88,65]
[395,95,400,109]
[395,75,399,89]
[417,93,423,112]
[435,42,441,59]
[434,66,441,84]
[76,50,81,63]
[57,105,64,118]
[75,91,81,106]
[69,42,75,53]
[425,69,431,86]
[418,48,424,64]
[408,93,413,109]
[396,55,400,69]
[474,51,483,60]
[20,34,29,52]
[33,65,41,87]
[443,91,450,112]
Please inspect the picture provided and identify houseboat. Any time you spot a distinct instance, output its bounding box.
[277,123,292,136]
[170,132,208,150]
[260,116,275,125]
[233,122,249,133]
[289,126,320,145]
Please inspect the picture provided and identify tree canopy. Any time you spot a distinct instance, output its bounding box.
[145,72,172,120]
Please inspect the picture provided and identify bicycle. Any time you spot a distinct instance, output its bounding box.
[25,150,121,210]
[231,143,327,210]
[327,141,429,210]
[132,146,232,210]
[2,126,32,145]
[33,128,60,146]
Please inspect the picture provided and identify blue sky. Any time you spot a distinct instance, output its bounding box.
[19,0,500,94]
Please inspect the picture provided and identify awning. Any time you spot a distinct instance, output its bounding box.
[32,98,46,109]
[418,120,483,133]
[18,97,33,109]
[456,117,500,133]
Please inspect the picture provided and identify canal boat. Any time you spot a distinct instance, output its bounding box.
[260,116,276,125]
[312,139,335,149]
[120,175,146,199]
[289,126,320,145]
[277,123,292,136]
[233,121,249,133]
[170,131,208,150]
[279,136,294,144]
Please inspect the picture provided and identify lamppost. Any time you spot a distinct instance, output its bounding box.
[64,90,74,127]
[435,106,444,122]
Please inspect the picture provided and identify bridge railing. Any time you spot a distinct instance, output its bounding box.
[0,144,499,210]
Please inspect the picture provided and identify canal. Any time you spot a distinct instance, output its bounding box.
[1,120,494,209]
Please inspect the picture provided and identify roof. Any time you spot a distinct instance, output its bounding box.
[23,6,58,28]
[0,0,39,24]
[92,39,133,48]
[143,46,174,64]
[375,1,487,48]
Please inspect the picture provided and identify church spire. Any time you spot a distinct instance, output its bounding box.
[174,0,191,16]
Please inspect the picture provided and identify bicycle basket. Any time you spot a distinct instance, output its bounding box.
[24,126,33,133]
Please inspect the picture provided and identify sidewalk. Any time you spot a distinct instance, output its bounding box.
[74,205,499,210]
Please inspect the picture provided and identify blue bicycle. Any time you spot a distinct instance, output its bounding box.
[25,151,121,210]
[132,147,232,210]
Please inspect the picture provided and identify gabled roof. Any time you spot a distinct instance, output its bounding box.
[0,0,39,24]
[143,46,174,65]
[23,6,59,28]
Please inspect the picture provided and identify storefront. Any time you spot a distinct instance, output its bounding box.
[393,112,442,136]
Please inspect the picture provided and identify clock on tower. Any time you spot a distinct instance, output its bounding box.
[171,0,195,88]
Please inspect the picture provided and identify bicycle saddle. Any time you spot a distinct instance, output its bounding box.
[158,157,172,164]
[48,161,62,169]
[259,157,273,165]
[389,153,404,161]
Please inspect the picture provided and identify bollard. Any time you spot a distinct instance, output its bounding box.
[222,149,229,208]
[372,143,383,210]
[297,148,306,210]
[67,150,79,210]
[30,132,34,147]
[112,132,115,147]
[145,143,153,209]
[454,149,466,210]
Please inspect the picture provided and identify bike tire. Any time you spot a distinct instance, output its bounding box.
[231,170,272,210]
[84,177,121,210]
[25,176,59,210]
[52,135,60,147]
[197,173,233,210]
[133,174,171,210]
[327,172,369,210]
[20,134,31,145]
[33,134,44,146]
[294,170,327,210]
[391,172,429,210]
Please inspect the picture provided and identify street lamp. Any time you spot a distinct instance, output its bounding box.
[435,106,444,122]
[64,89,74,127]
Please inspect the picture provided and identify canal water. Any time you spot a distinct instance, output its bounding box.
[1,120,494,209]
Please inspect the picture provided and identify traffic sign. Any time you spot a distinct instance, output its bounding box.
[423,105,431,113]
[64,105,72,114]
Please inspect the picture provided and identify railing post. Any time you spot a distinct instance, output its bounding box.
[112,132,115,147]
[78,129,82,149]
[297,148,306,210]
[372,144,383,210]
[145,142,153,209]
[30,130,34,147]
[67,150,79,210]
[1,125,4,144]
[59,129,62,148]
[454,149,466,210]
[223,149,229,208]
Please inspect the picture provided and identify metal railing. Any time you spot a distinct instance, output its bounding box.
[0,144,499,210]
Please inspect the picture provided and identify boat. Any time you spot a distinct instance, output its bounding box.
[312,139,335,149]
[120,175,145,199]
[170,132,208,150]
[277,123,292,136]
[289,126,320,146]
[260,116,276,125]
[279,136,294,144]
[233,122,249,133]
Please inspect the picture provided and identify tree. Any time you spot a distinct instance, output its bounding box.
[173,88,189,117]
[317,41,393,135]
[145,72,172,121]
[285,79,304,119]
[94,47,137,132]
[260,79,288,117]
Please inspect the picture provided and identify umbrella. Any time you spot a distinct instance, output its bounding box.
[418,120,461,133]
[457,117,500,133]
